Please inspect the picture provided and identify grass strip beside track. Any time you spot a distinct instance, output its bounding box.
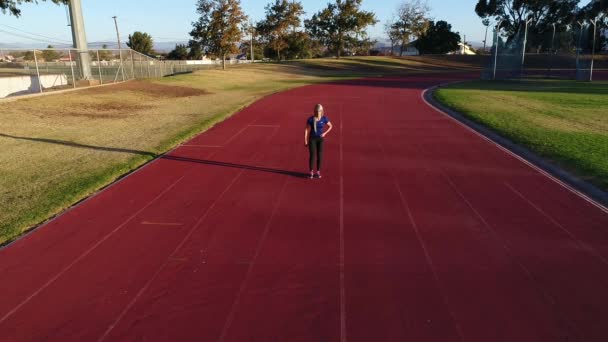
[434,79,608,192]
[0,56,483,245]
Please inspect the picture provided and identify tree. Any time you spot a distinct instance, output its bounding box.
[474,0,578,49]
[0,0,66,17]
[190,0,248,70]
[391,0,430,56]
[41,45,61,62]
[126,32,155,55]
[257,0,304,61]
[283,31,316,59]
[305,0,377,58]
[385,19,401,56]
[167,44,189,60]
[98,44,113,61]
[23,50,43,61]
[188,42,204,60]
[415,20,461,54]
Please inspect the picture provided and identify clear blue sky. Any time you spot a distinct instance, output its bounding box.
[0,0,593,47]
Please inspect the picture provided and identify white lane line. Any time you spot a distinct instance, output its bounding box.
[421,87,608,215]
[442,173,581,337]
[99,126,282,342]
[217,179,290,342]
[99,170,244,342]
[0,175,187,325]
[339,103,347,342]
[505,182,608,267]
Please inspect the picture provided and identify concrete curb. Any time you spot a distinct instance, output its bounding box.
[424,83,608,210]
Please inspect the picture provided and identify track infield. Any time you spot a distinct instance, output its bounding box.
[1,74,608,341]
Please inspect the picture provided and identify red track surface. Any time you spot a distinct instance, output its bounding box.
[1,74,608,341]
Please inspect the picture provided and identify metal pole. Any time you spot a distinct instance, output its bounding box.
[250,21,255,62]
[549,23,556,77]
[68,49,76,88]
[521,18,533,77]
[483,25,489,52]
[67,0,92,79]
[33,50,43,93]
[493,20,503,81]
[576,21,585,73]
[96,50,103,84]
[130,49,135,79]
[590,18,598,82]
[112,16,125,82]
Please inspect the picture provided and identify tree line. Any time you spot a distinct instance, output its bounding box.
[3,0,606,63]
[475,0,608,53]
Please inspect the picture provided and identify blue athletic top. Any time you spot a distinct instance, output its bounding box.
[307,116,330,138]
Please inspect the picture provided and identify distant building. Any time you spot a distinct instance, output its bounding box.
[400,43,420,56]
[0,54,15,62]
[449,42,477,55]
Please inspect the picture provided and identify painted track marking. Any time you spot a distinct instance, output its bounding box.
[0,175,187,325]
[421,88,608,215]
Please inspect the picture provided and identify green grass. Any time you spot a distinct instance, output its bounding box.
[0,56,484,246]
[434,79,608,191]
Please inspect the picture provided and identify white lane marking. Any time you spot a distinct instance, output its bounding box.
[421,87,608,215]
[0,175,187,325]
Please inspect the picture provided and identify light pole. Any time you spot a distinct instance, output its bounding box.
[576,20,585,76]
[482,19,491,52]
[67,0,92,80]
[548,23,556,76]
[521,17,533,77]
[589,15,601,81]
[249,20,255,62]
[493,20,504,80]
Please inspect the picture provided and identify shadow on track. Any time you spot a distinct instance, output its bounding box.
[161,155,309,179]
[0,132,307,179]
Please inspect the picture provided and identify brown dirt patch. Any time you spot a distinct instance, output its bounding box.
[82,80,209,98]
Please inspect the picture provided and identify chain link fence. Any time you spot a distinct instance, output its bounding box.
[0,48,254,99]
[483,20,608,81]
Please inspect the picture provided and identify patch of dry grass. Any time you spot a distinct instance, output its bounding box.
[0,57,478,245]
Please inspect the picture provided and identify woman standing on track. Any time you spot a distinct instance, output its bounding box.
[305,104,333,179]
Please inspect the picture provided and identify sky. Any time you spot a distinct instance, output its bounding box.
[0,0,594,48]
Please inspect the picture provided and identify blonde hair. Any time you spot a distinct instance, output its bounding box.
[314,104,324,118]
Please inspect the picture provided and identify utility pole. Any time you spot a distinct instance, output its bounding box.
[112,16,122,50]
[112,16,126,81]
[67,0,92,80]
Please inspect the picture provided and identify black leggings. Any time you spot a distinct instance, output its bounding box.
[309,136,324,171]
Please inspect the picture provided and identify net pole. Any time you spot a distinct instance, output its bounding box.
[68,49,76,88]
[590,18,597,82]
[97,50,103,85]
[493,20,503,81]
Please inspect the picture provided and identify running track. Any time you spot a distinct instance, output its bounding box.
[1,74,608,341]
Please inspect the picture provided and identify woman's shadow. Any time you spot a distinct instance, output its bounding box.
[0,132,309,179]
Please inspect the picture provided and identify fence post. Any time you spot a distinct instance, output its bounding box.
[68,49,76,88]
[33,49,43,93]
[147,58,151,78]
[130,49,135,79]
[96,50,103,85]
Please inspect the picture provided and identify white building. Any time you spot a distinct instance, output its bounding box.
[449,42,477,55]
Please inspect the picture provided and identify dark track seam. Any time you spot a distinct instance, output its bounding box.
[423,83,608,209]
